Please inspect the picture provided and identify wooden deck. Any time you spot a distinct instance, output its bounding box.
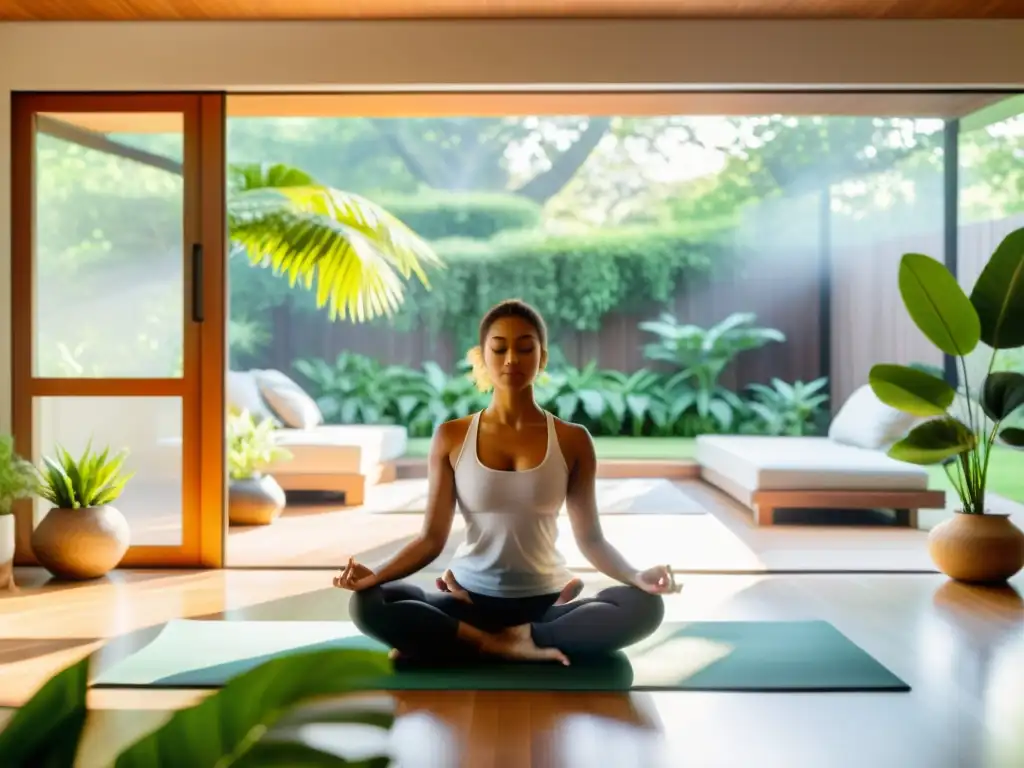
[224,477,1024,572]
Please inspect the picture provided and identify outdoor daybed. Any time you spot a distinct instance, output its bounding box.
[696,384,946,526]
[228,370,406,506]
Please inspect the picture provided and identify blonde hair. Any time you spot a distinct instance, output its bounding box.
[466,345,493,392]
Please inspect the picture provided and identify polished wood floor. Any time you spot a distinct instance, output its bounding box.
[2,568,1023,767]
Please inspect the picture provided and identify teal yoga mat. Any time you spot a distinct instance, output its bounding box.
[93,619,908,692]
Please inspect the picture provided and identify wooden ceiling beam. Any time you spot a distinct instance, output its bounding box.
[2,0,1023,21]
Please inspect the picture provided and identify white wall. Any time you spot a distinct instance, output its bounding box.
[3,18,1024,433]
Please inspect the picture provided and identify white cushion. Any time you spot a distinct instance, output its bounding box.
[696,435,928,491]
[255,369,323,430]
[227,370,274,422]
[272,425,408,475]
[828,384,917,450]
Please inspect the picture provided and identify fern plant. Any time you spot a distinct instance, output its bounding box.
[0,435,37,516]
[227,408,291,481]
[37,443,134,509]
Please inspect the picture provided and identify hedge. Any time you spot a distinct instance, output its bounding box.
[228,205,734,358]
[373,191,543,240]
[387,223,732,352]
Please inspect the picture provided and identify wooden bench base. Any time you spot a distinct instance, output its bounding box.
[701,467,945,527]
[273,461,398,507]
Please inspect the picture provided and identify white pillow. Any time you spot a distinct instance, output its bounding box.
[227,370,275,422]
[828,384,918,451]
[255,369,323,430]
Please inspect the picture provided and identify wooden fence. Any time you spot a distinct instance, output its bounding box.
[250,207,1023,414]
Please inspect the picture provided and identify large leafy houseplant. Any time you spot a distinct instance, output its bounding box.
[868,228,1024,581]
[32,443,134,580]
[0,646,394,767]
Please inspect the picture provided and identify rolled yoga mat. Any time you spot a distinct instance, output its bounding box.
[93,619,909,693]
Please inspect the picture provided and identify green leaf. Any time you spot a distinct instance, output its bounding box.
[0,656,89,767]
[114,648,392,768]
[869,363,956,417]
[999,428,1024,447]
[227,166,442,324]
[969,226,1024,349]
[887,417,976,465]
[981,372,1024,421]
[235,741,390,767]
[898,253,981,356]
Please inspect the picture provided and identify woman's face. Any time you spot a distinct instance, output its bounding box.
[483,316,547,391]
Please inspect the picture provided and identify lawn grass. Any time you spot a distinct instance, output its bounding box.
[402,435,1022,503]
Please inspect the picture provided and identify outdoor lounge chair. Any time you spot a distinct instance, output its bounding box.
[696,385,946,526]
[228,370,406,506]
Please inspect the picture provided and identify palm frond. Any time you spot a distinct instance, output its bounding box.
[227,163,442,323]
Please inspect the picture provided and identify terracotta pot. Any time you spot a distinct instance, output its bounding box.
[31,505,131,580]
[928,511,1024,583]
[1,514,15,590]
[229,474,286,526]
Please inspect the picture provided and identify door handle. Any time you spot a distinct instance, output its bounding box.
[192,243,204,323]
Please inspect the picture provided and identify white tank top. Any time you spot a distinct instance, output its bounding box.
[447,410,574,598]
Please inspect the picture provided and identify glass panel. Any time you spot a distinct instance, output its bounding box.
[33,113,185,378]
[33,397,183,546]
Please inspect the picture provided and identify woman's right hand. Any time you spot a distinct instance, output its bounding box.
[333,557,376,591]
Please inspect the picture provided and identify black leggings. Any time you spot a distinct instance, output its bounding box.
[349,582,665,660]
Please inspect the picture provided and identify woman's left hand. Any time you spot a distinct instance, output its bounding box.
[333,557,377,591]
[633,565,681,594]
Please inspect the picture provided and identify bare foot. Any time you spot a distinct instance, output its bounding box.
[481,624,570,666]
[554,577,584,606]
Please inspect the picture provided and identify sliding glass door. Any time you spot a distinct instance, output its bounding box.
[11,93,226,568]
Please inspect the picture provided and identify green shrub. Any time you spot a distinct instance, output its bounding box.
[373,191,542,240]
[293,351,827,440]
[389,224,731,353]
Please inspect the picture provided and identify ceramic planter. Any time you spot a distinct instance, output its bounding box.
[31,505,131,580]
[0,514,15,590]
[928,511,1024,583]
[229,474,286,526]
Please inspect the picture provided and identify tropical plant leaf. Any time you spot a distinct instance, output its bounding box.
[981,372,1024,422]
[999,427,1024,447]
[0,656,89,767]
[898,253,980,356]
[969,226,1024,349]
[869,363,957,417]
[887,417,976,465]
[114,648,392,768]
[235,740,390,768]
[228,164,441,324]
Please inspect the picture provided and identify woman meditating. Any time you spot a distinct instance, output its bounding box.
[334,299,678,666]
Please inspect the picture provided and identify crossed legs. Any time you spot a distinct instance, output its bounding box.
[349,581,664,662]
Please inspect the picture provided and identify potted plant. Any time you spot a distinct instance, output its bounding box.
[869,227,1024,583]
[228,408,290,526]
[0,434,37,590]
[32,443,134,580]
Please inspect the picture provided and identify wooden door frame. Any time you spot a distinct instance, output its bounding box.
[10,92,227,569]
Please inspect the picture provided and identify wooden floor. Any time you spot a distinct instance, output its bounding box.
[2,568,1023,767]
